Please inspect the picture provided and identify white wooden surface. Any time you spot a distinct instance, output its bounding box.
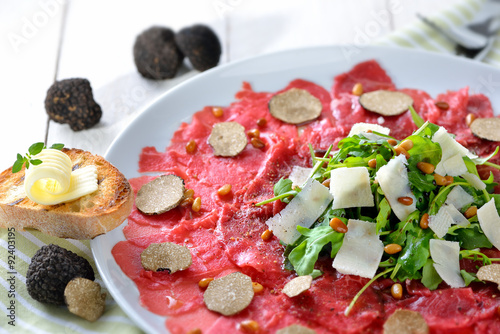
[1,0,461,169]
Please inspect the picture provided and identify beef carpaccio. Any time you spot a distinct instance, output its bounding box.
[112,60,500,333]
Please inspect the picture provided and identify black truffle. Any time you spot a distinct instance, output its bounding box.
[26,244,95,305]
[45,78,102,131]
[133,26,184,79]
[175,24,221,72]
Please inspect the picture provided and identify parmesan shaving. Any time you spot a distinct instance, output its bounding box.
[428,205,454,238]
[288,166,312,187]
[477,198,500,250]
[330,167,374,209]
[461,172,486,190]
[445,186,474,210]
[430,239,465,288]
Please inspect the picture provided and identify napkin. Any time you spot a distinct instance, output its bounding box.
[2,1,500,334]
[377,0,500,66]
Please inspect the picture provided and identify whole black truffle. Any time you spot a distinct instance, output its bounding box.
[26,244,95,305]
[133,26,184,79]
[45,78,102,131]
[175,24,221,72]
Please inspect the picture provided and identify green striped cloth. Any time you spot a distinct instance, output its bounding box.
[1,0,499,333]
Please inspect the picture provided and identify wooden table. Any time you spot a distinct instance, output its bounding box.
[1,0,462,170]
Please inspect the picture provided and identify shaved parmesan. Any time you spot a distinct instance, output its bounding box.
[432,127,476,176]
[445,204,469,227]
[428,205,454,238]
[461,172,486,190]
[375,154,416,221]
[288,166,312,187]
[445,186,474,210]
[332,219,384,279]
[441,154,467,177]
[477,198,500,250]
[430,239,465,288]
[266,178,333,245]
[330,167,374,209]
[348,122,391,137]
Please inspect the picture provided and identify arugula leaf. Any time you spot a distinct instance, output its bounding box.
[397,228,433,278]
[386,210,420,245]
[376,197,391,234]
[461,270,480,286]
[421,259,442,290]
[407,135,442,169]
[288,225,344,276]
[274,177,293,196]
[472,146,499,165]
[446,223,492,249]
[408,171,436,193]
[410,106,425,128]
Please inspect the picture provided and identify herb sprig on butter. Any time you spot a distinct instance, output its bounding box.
[12,142,64,173]
[258,107,500,315]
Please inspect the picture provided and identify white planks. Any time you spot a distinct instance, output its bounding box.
[0,1,63,169]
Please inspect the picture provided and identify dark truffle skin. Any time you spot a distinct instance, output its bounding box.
[133,26,184,79]
[45,78,102,131]
[175,24,221,72]
[26,244,95,305]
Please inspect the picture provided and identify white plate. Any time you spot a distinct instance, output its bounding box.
[91,45,500,334]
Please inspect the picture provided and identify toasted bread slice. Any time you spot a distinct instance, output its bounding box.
[0,148,133,239]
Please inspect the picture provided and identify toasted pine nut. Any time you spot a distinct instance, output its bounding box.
[257,118,267,127]
[420,213,429,229]
[466,113,476,127]
[394,146,410,159]
[384,244,402,255]
[218,184,232,196]
[239,320,260,333]
[322,179,331,188]
[387,139,398,146]
[247,129,260,139]
[435,101,449,110]
[184,189,195,199]
[186,140,197,153]
[391,283,403,299]
[434,173,448,186]
[464,206,478,219]
[187,329,202,334]
[444,176,454,185]
[198,278,214,289]
[192,197,201,212]
[417,162,435,174]
[398,196,413,206]
[251,137,265,148]
[368,158,377,169]
[330,218,348,233]
[352,83,363,96]
[261,229,273,241]
[252,282,264,293]
[399,139,414,151]
[212,107,224,117]
[181,197,194,207]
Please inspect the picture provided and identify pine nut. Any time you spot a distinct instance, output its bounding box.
[321,179,331,188]
[391,283,403,299]
[394,146,410,159]
[186,140,197,153]
[247,129,260,139]
[352,83,363,96]
[368,158,377,169]
[257,118,267,127]
[261,229,273,241]
[465,113,476,127]
[212,107,224,117]
[187,329,202,334]
[198,278,214,289]
[252,282,264,293]
[399,139,414,151]
[217,184,232,196]
[184,189,195,199]
[420,213,429,229]
[434,173,448,186]
[251,137,265,148]
[239,320,260,333]
[192,197,201,212]
[464,206,478,219]
[384,244,402,255]
[435,101,449,110]
[180,197,194,207]
[417,162,435,174]
[329,218,348,233]
[444,176,454,185]
[387,139,398,146]
[397,196,413,206]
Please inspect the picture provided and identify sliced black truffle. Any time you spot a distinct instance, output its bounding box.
[45,78,102,131]
[26,244,94,305]
[135,174,185,215]
[203,272,254,316]
[359,90,413,116]
[208,122,247,157]
[383,309,429,334]
[276,325,317,334]
[64,278,106,322]
[470,117,500,141]
[268,88,322,124]
[175,24,221,72]
[133,26,184,79]
[140,242,192,273]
